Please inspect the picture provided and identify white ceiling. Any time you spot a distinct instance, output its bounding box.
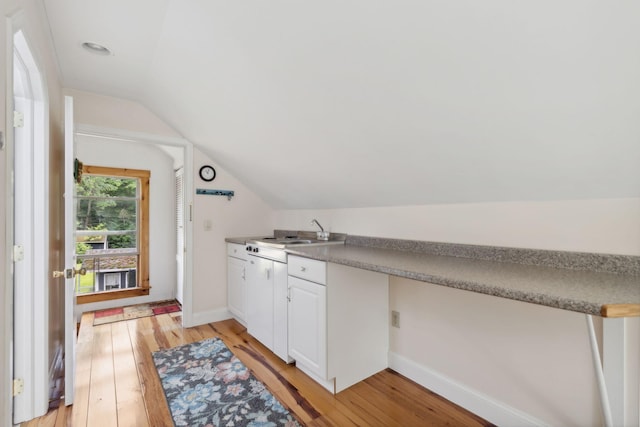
[42,0,640,209]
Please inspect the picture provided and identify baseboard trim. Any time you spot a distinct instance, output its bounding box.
[388,352,550,427]
[296,363,335,394]
[188,307,232,327]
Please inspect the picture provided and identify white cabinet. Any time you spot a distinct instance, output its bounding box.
[272,262,290,363]
[227,243,247,324]
[246,256,275,350]
[288,256,326,284]
[288,255,389,394]
[245,255,290,363]
[288,275,326,379]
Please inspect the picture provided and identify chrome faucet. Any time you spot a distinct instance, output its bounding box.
[311,219,330,240]
[311,219,325,233]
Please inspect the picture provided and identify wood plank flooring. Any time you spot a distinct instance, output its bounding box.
[23,311,494,426]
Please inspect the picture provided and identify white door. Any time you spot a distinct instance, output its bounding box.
[175,168,184,304]
[63,96,77,405]
[246,256,274,350]
[272,262,290,362]
[287,276,326,378]
[12,27,49,424]
[227,254,246,321]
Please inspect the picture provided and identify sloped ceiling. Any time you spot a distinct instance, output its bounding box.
[43,0,640,209]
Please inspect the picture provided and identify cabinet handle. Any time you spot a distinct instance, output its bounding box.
[265,268,270,280]
[287,286,291,302]
[300,266,306,272]
[241,267,245,280]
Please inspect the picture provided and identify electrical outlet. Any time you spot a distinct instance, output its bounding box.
[391,310,400,328]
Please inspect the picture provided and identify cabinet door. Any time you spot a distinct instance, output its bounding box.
[288,276,326,379]
[272,262,291,362]
[227,256,246,322]
[246,257,274,350]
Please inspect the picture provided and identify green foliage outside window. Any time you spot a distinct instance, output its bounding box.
[76,176,138,251]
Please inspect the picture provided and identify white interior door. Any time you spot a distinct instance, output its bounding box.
[12,26,49,424]
[63,96,77,405]
[175,168,184,304]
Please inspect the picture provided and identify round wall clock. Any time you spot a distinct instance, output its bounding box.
[199,165,216,182]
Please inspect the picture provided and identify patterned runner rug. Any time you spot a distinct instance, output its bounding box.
[152,338,301,427]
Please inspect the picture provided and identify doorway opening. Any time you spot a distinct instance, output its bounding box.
[72,126,194,326]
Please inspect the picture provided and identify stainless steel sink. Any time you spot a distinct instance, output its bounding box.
[248,237,344,249]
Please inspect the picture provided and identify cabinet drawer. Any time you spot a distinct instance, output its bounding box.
[288,256,326,284]
[227,243,247,260]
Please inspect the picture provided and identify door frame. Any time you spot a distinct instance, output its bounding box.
[3,15,17,427]
[74,124,195,326]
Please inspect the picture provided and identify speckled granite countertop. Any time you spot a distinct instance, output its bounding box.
[225,236,258,245]
[285,241,640,318]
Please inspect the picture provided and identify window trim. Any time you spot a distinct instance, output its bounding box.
[76,165,150,304]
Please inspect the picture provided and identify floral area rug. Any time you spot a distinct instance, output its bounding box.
[152,338,301,427]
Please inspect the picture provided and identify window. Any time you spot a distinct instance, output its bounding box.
[104,272,122,290]
[75,165,150,304]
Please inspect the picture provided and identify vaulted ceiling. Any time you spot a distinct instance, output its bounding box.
[42,1,640,209]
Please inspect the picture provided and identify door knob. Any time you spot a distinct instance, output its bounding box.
[53,267,87,279]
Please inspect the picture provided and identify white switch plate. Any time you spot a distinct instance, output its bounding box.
[391,310,400,328]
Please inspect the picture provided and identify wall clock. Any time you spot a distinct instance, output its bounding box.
[199,165,216,182]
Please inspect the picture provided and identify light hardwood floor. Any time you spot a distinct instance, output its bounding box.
[23,311,494,426]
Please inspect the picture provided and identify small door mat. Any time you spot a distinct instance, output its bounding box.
[152,304,181,315]
[94,307,124,318]
[93,307,125,324]
[93,300,181,326]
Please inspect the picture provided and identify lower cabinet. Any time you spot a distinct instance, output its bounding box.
[227,244,247,324]
[288,255,389,393]
[246,256,275,350]
[288,276,326,379]
[245,254,290,363]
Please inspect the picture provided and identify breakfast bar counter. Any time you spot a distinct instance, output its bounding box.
[285,240,640,318]
[283,235,639,426]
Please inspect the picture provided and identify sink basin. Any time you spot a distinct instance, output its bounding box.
[248,236,345,249]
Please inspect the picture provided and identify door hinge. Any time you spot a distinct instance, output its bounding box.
[12,378,24,396]
[13,245,24,262]
[13,111,24,128]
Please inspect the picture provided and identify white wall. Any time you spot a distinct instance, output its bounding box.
[66,88,181,137]
[390,278,602,427]
[64,89,278,330]
[74,136,177,315]
[275,198,640,255]
[190,148,274,325]
[274,198,640,426]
